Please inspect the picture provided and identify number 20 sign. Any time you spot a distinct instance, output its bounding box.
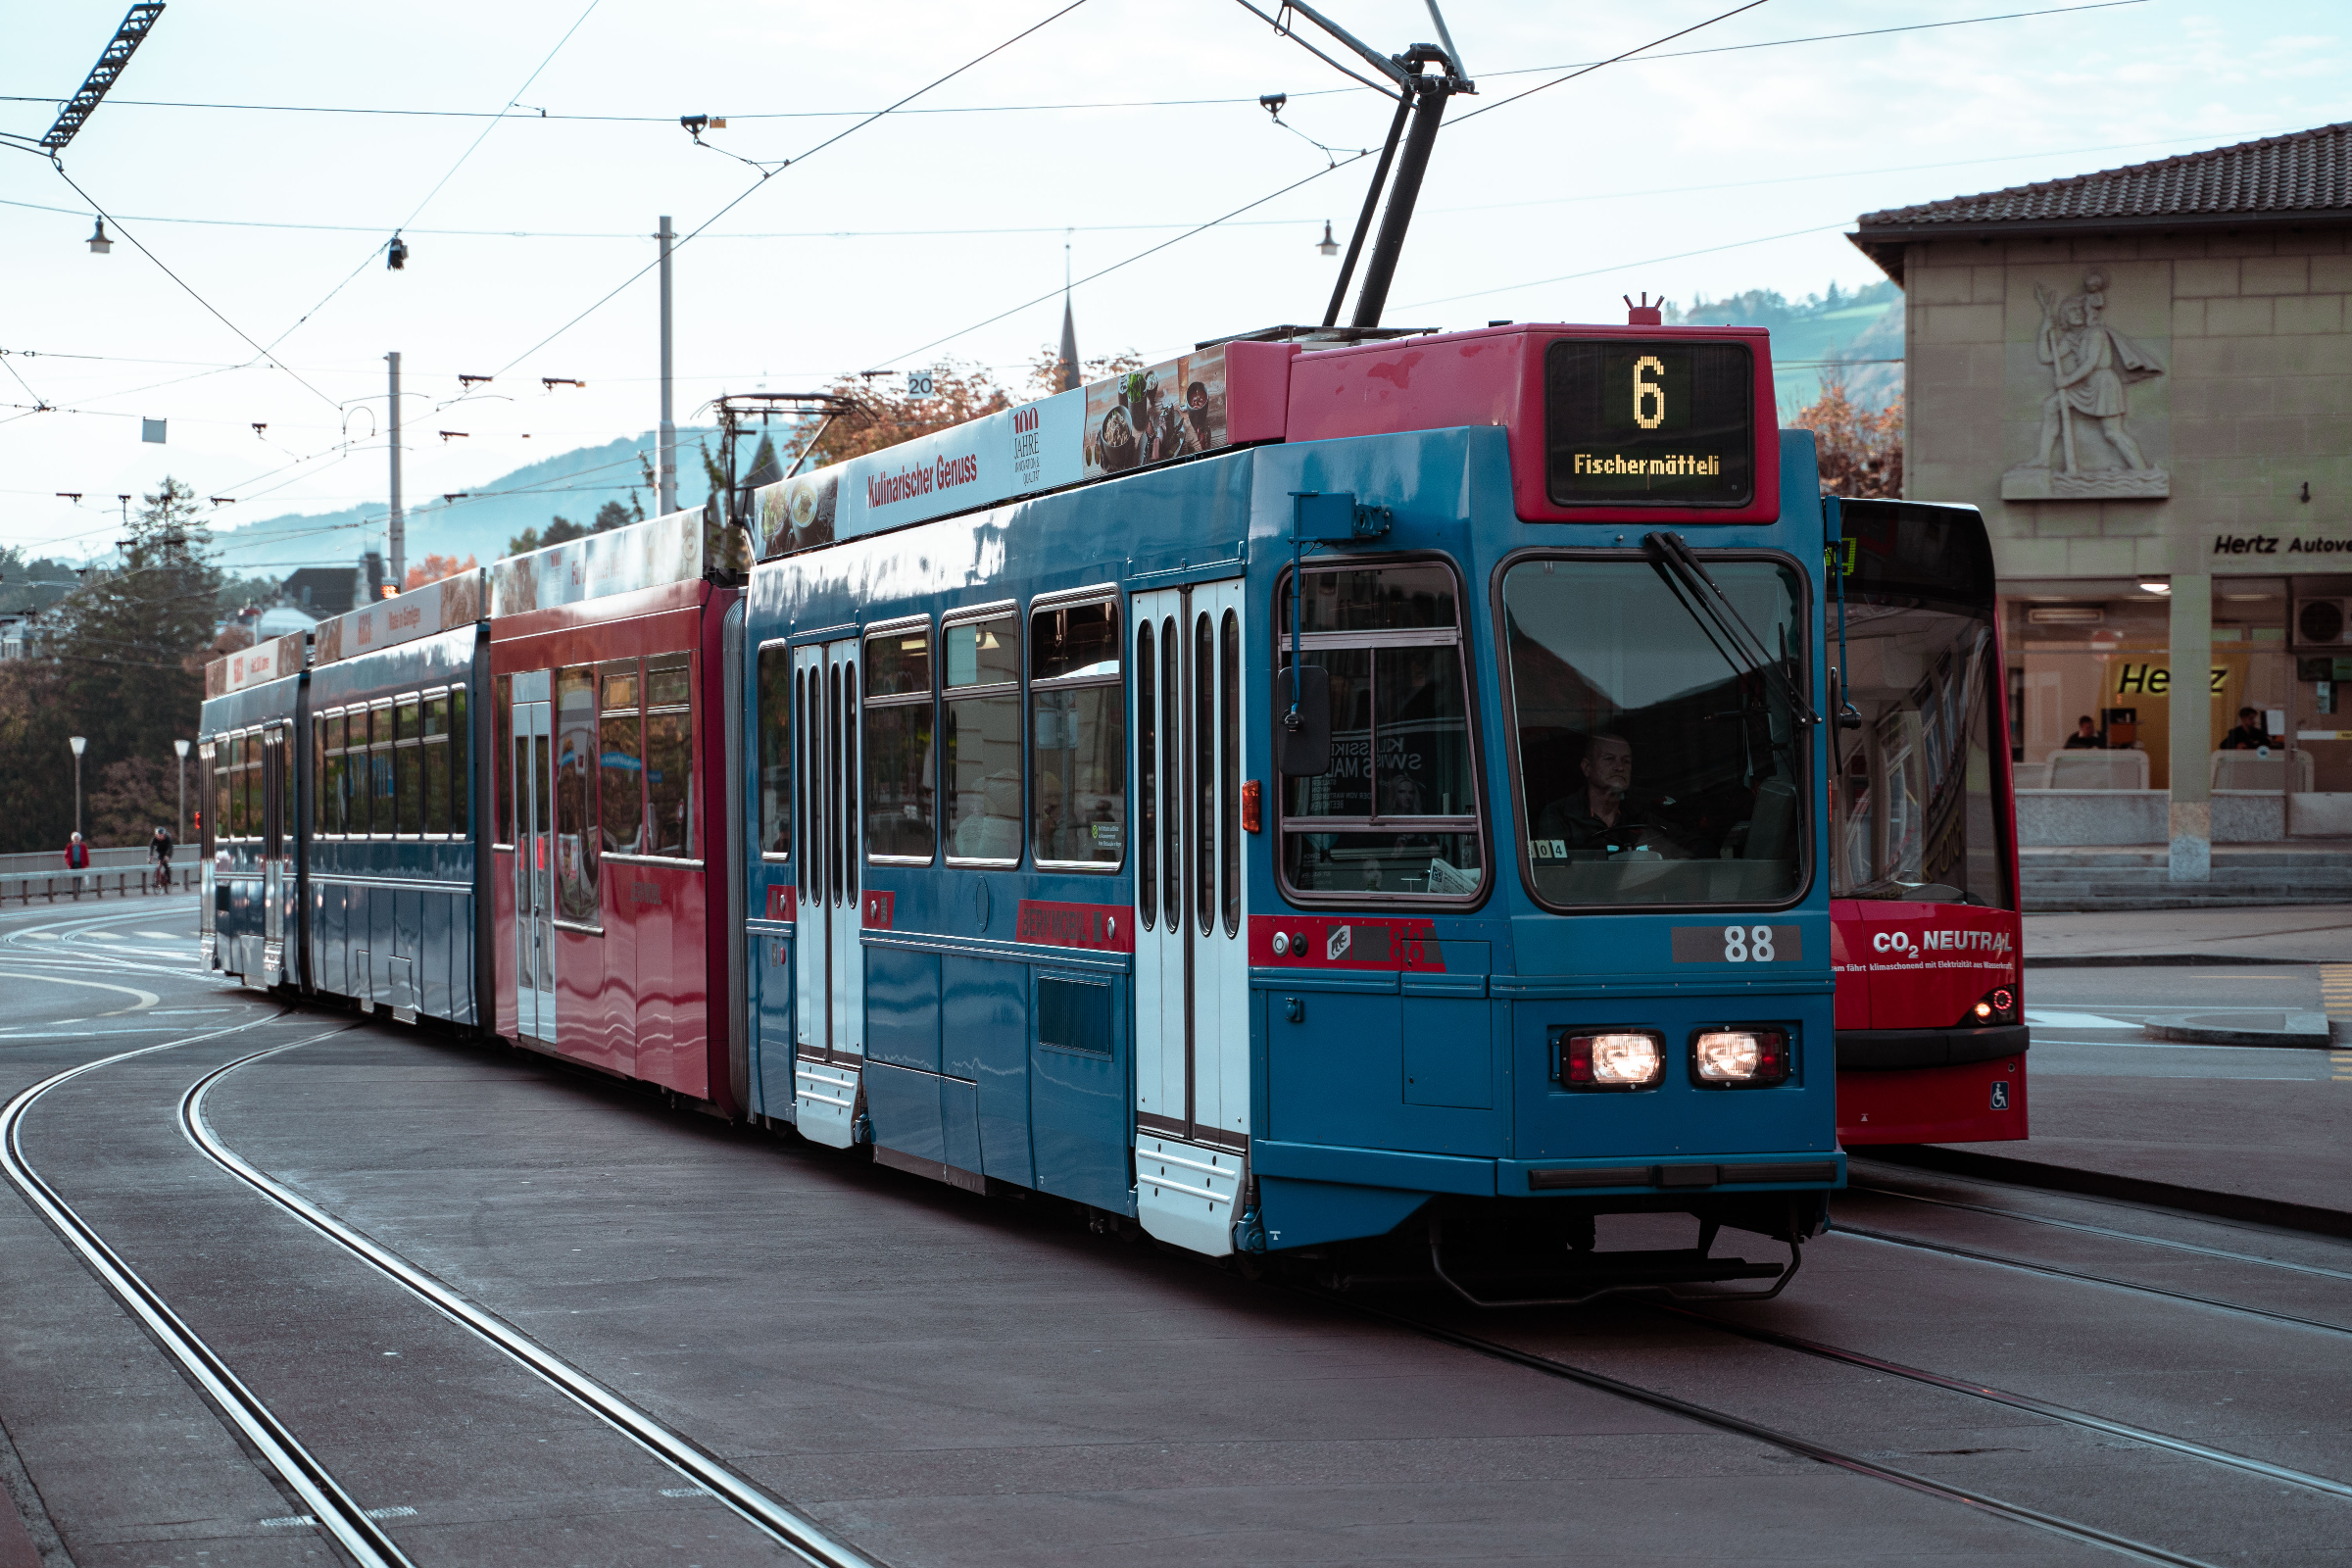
[1671,924,1803,964]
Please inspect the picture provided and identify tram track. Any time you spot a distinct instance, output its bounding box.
[181,1032,881,1568]
[1312,1288,2229,1568]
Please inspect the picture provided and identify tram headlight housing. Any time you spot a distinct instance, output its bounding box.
[1556,1029,1664,1091]
[1689,1027,1790,1088]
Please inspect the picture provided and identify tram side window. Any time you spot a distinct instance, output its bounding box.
[225,734,246,839]
[1501,556,1806,908]
[313,714,327,837]
[757,645,791,858]
[1278,563,1484,900]
[1031,598,1123,869]
[317,712,341,836]
[199,742,217,855]
[368,703,395,837]
[864,627,935,862]
[600,660,646,855]
[422,692,453,837]
[554,668,601,922]
[494,674,514,845]
[645,655,693,858]
[944,612,1021,865]
[448,688,468,837]
[394,696,424,836]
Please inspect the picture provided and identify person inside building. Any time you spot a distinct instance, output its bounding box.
[2221,706,2273,750]
[2063,715,2104,750]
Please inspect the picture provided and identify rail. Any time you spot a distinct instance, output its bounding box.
[0,867,183,904]
[0,846,149,875]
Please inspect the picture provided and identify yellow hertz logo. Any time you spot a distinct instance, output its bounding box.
[1574,453,1722,476]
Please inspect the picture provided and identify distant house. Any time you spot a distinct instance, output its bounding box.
[280,551,389,617]
[0,579,74,661]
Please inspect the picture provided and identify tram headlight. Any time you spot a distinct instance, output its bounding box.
[1690,1028,1789,1087]
[1560,1030,1663,1090]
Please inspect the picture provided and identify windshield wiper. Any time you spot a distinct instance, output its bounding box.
[1642,531,1819,728]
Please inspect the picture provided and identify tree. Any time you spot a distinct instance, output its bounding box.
[0,477,220,852]
[592,496,644,532]
[1790,369,1904,499]
[403,553,479,590]
[216,571,283,616]
[1025,343,1144,402]
[88,755,175,847]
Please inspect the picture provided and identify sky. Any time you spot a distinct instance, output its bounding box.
[2,0,2345,576]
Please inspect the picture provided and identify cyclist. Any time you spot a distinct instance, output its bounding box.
[150,824,175,892]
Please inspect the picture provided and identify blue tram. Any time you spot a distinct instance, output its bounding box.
[301,574,492,1026]
[736,319,1842,1295]
[200,631,305,988]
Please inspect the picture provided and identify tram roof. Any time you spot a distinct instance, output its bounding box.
[748,319,1778,556]
[204,629,307,698]
[486,504,715,617]
[313,565,486,666]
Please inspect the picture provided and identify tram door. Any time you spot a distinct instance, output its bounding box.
[1131,580,1249,1256]
[792,639,864,1148]
[512,678,557,1042]
[261,723,286,983]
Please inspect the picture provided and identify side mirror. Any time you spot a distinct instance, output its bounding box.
[1273,665,1331,776]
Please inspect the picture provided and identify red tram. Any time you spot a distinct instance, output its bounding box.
[485,512,747,1114]
[1827,500,2026,1146]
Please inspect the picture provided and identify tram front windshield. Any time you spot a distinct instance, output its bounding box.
[1831,599,2009,906]
[1503,557,1807,907]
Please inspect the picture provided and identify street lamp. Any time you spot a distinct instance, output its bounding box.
[174,738,191,844]
[69,735,86,840]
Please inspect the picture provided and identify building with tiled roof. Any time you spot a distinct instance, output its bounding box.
[1849,123,2352,872]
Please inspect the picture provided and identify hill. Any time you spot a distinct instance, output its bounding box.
[1666,280,1902,414]
[213,427,721,580]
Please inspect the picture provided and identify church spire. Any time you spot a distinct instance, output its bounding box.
[1057,230,1079,392]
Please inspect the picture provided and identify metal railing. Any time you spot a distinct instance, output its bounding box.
[0,846,151,875]
[0,866,186,904]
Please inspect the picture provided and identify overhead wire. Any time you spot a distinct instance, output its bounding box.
[489,0,1096,377]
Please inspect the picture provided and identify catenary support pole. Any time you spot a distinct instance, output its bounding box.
[659,216,677,516]
[386,351,404,591]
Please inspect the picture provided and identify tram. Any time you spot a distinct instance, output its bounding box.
[302,572,492,1026]
[484,511,746,1116]
[1826,500,2027,1145]
[201,631,305,988]
[730,315,1844,1296]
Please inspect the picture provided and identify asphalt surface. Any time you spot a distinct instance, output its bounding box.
[2,896,2348,1565]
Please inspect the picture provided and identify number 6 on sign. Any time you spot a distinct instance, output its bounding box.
[1633,355,1667,430]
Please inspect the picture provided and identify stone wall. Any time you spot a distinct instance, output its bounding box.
[1904,230,2352,580]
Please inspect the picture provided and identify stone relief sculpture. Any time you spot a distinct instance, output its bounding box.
[2002,268,2169,499]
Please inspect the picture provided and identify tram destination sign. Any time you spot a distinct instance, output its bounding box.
[1545,339,1755,508]
[205,630,306,697]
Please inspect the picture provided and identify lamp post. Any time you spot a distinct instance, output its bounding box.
[174,738,190,844]
[70,735,86,838]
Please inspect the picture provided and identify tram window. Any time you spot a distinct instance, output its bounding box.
[226,734,246,839]
[944,612,1020,866]
[1031,598,1123,870]
[1278,562,1485,902]
[313,714,330,837]
[393,696,424,836]
[1830,602,2008,906]
[1500,556,1806,908]
[1220,609,1241,935]
[493,674,514,845]
[757,645,791,858]
[1194,613,1214,929]
[645,653,693,858]
[422,693,453,837]
[864,627,934,863]
[448,689,468,837]
[319,710,343,837]
[368,703,396,837]
[555,667,601,924]
[1159,617,1180,920]
[1137,619,1157,926]
[198,742,216,857]
[600,660,646,856]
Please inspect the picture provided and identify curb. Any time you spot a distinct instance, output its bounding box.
[2140,1010,2331,1049]
[2025,954,2316,968]
[1853,1147,2352,1241]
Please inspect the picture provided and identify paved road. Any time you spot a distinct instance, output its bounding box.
[4,899,2348,1565]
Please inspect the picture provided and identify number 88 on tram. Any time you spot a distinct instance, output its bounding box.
[738,310,1846,1300]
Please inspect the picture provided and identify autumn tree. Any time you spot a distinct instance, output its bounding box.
[1790,369,1903,499]
[403,552,479,589]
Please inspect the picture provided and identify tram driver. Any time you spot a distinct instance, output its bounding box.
[1537,732,1686,861]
